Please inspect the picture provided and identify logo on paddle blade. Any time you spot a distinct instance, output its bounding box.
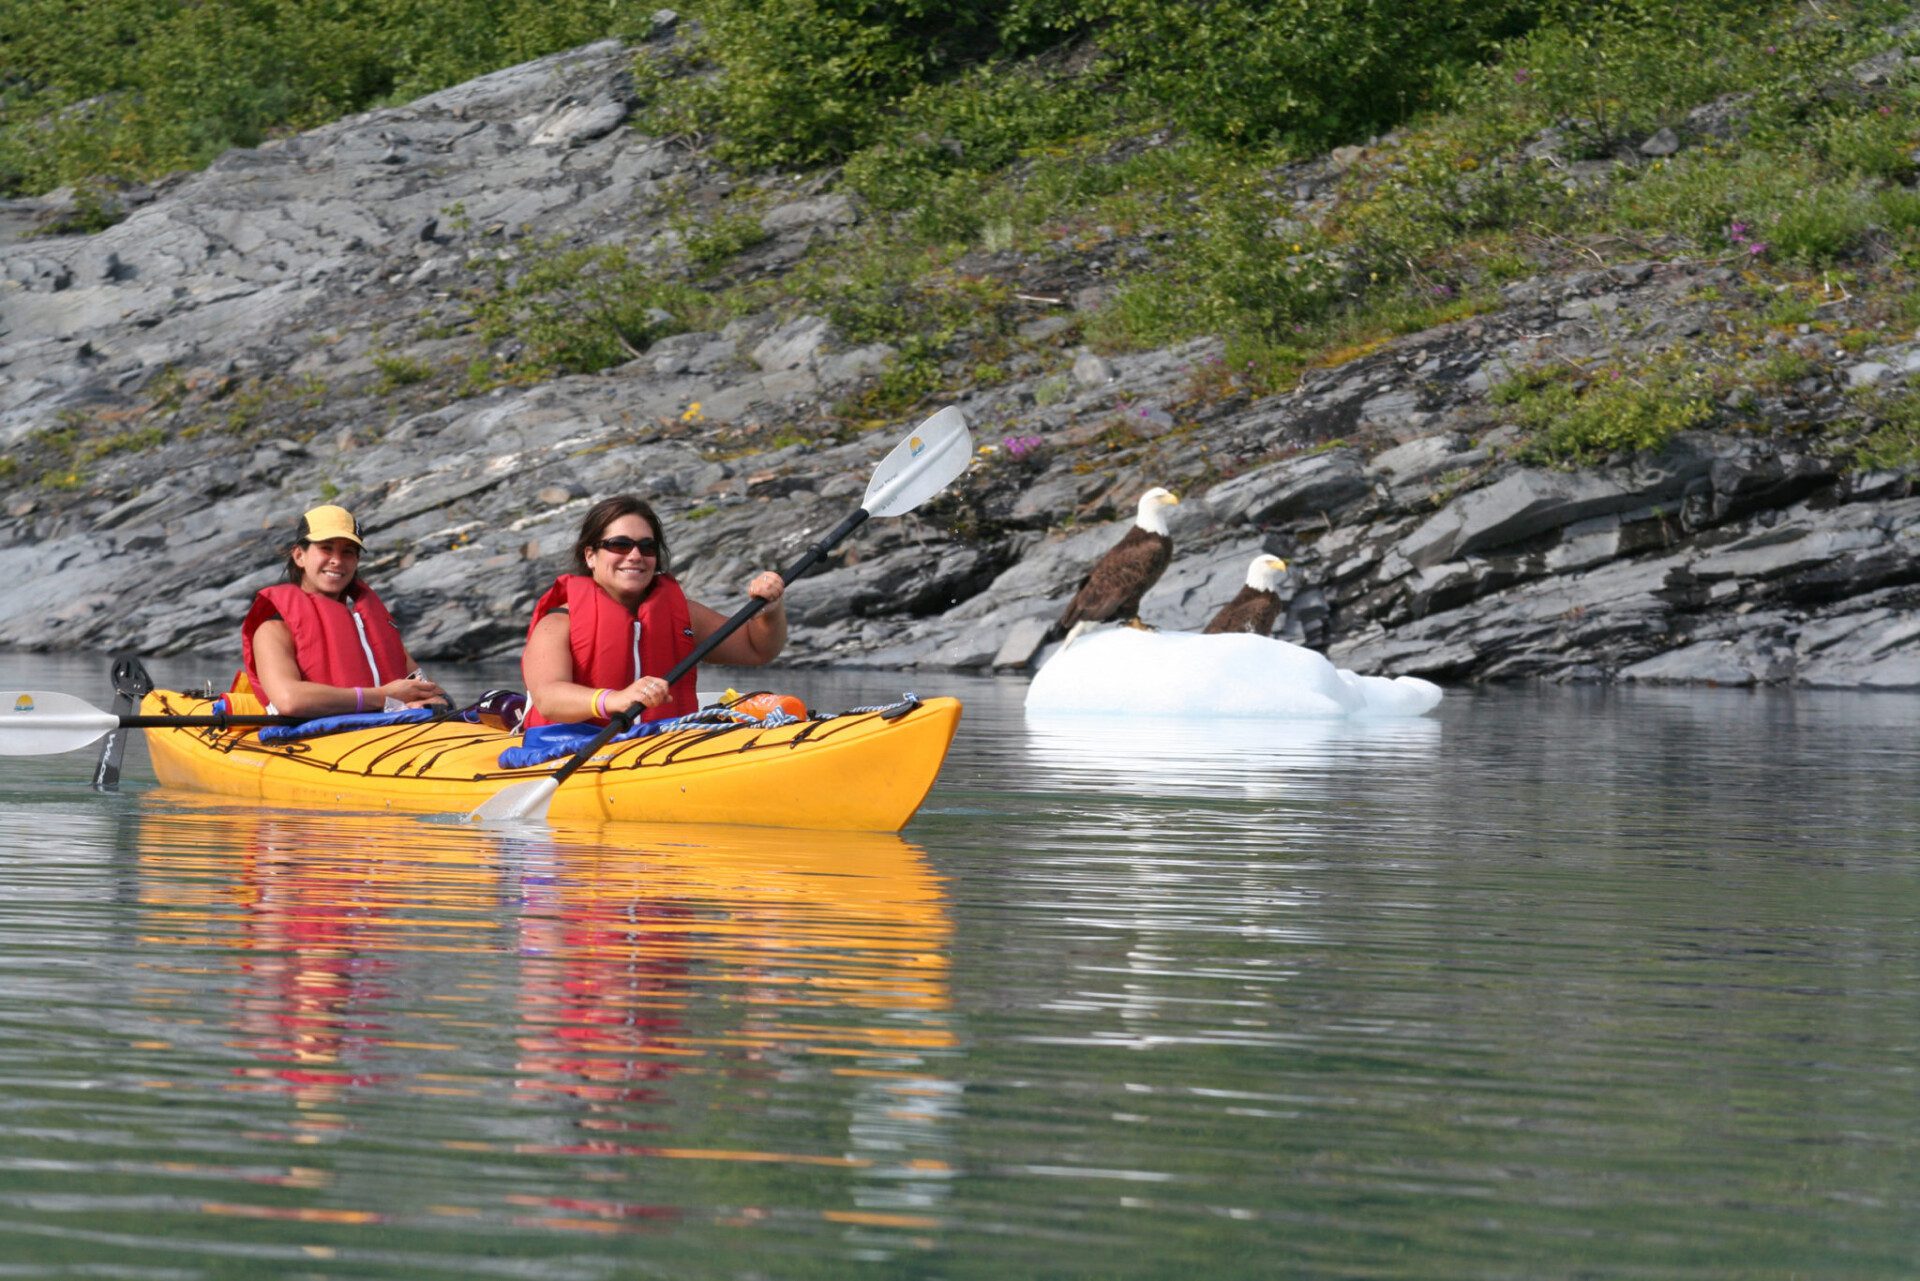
[909,435,924,456]
[13,695,32,713]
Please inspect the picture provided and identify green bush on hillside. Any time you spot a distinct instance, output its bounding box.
[12,0,1920,476]
[1095,0,1538,147]
[1084,0,1909,372]
[1463,0,1791,156]
[0,0,659,195]
[1496,356,1717,462]
[1853,386,1920,471]
[466,243,721,381]
[676,0,1551,169]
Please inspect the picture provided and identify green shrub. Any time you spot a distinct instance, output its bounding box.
[1853,387,1920,470]
[28,182,126,236]
[1875,186,1920,238]
[1767,185,1880,264]
[1611,149,1892,265]
[1759,349,1818,385]
[1337,133,1565,285]
[670,0,1556,169]
[0,0,660,194]
[1468,0,1785,158]
[78,426,166,460]
[681,211,771,269]
[1094,0,1538,148]
[841,66,1097,217]
[1765,293,1820,327]
[372,350,435,391]
[467,242,716,379]
[675,0,1020,168]
[1497,355,1716,462]
[1099,164,1346,344]
[1812,97,1920,183]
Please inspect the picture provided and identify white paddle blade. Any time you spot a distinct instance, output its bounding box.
[862,406,972,518]
[0,691,119,756]
[470,775,559,823]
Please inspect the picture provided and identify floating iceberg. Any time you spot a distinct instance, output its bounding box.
[1025,628,1443,719]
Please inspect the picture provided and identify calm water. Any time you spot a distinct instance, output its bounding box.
[1,650,1918,1279]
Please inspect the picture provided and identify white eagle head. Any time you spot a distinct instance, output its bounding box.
[1247,554,1289,592]
[1135,486,1179,535]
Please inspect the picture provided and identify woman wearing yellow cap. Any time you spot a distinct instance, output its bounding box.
[239,504,447,716]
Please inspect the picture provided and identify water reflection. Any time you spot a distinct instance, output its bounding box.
[12,663,1920,1278]
[136,797,498,1123]
[503,822,960,1240]
[1022,710,1442,802]
[125,797,958,1258]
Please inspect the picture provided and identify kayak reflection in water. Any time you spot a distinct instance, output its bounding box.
[240,504,448,716]
[521,495,786,729]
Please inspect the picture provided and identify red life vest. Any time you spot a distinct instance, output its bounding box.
[522,573,698,728]
[241,581,411,699]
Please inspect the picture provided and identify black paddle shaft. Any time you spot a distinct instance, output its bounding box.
[118,714,305,729]
[545,506,873,791]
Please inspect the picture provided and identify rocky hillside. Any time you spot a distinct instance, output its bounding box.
[2,33,1918,688]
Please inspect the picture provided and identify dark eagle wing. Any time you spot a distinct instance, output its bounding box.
[1052,527,1172,636]
[1202,586,1282,636]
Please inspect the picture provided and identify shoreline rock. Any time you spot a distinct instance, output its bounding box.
[3,42,1918,689]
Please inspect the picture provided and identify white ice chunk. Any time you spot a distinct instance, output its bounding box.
[1025,628,1442,719]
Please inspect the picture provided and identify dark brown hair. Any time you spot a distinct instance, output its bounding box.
[572,495,672,576]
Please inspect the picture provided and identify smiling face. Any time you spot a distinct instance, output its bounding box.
[291,538,361,600]
[586,513,660,607]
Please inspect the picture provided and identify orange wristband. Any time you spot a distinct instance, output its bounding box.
[593,688,609,718]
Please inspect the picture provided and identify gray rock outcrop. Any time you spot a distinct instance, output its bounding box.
[3,40,1918,690]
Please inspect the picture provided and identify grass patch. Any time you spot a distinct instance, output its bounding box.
[372,350,434,392]
[0,0,661,195]
[1853,387,1920,470]
[1495,353,1717,463]
[464,241,727,382]
[679,209,771,271]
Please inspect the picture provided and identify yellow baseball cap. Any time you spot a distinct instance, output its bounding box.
[297,504,364,547]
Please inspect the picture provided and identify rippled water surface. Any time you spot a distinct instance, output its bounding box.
[2,651,1919,1279]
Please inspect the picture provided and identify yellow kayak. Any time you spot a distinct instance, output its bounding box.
[137,689,962,831]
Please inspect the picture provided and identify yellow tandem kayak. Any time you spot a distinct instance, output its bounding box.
[137,689,962,831]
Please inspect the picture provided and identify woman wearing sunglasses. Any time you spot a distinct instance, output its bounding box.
[241,504,449,716]
[521,494,786,728]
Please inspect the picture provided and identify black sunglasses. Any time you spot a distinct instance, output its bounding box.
[595,536,660,557]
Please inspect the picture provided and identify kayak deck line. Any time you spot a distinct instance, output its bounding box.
[146,692,926,780]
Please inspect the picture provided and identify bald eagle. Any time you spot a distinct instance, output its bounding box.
[1047,487,1179,641]
[1203,554,1289,636]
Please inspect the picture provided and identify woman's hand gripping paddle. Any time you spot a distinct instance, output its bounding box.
[470,405,974,824]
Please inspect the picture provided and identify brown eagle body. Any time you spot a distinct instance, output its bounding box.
[1050,525,1173,638]
[1202,554,1289,637]
[1203,584,1283,636]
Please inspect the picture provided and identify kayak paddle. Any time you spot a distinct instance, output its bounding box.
[471,404,974,823]
[0,689,302,757]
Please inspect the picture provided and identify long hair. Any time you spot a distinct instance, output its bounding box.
[572,495,672,575]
